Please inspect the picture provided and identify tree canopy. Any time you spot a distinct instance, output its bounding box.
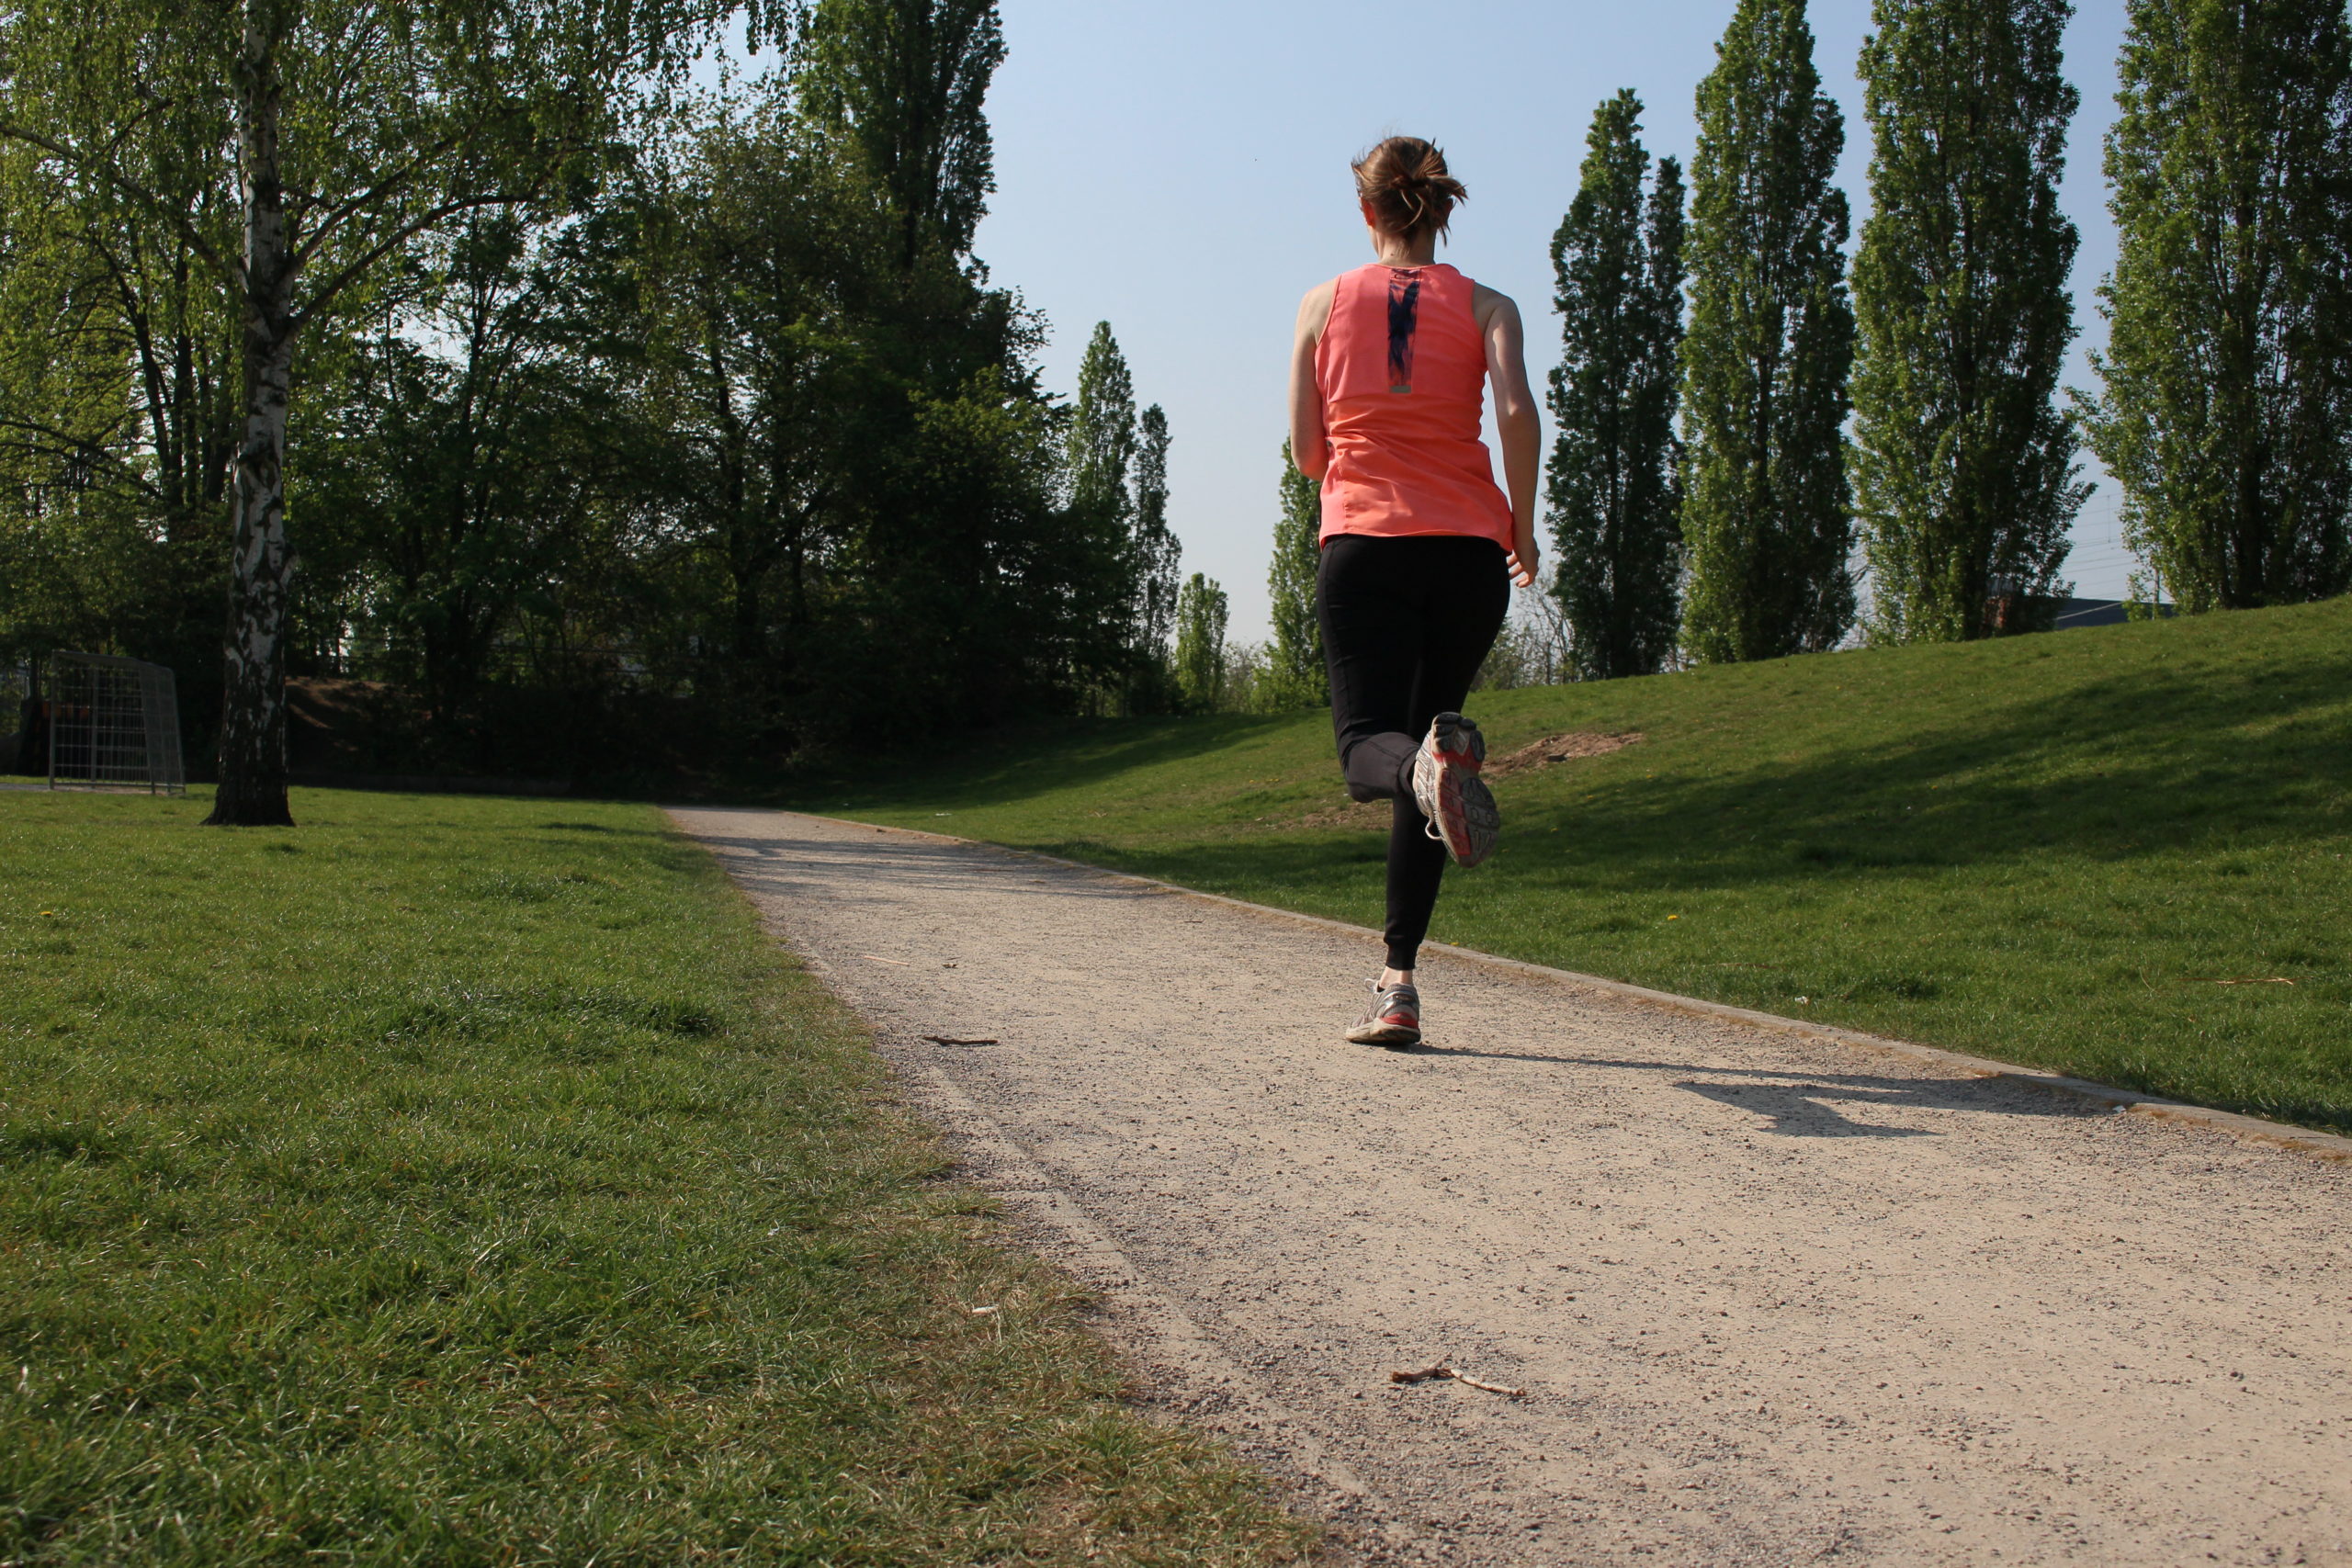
[1547,89,1686,681]
[1678,0,1858,665]
[1851,0,2086,643]
[0,0,1182,795]
[2082,0,2352,612]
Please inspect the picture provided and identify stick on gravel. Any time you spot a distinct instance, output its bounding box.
[1389,1362,1526,1398]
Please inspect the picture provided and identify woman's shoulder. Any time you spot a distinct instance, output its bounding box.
[1467,276,1520,331]
[1307,263,1383,302]
[1295,275,1340,338]
[1428,264,1509,316]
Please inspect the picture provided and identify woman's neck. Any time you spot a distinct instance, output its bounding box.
[1371,238,1438,268]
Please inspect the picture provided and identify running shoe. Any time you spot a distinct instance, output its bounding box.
[1410,711,1498,867]
[1346,981,1422,1047]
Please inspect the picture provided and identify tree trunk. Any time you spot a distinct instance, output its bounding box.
[207,3,296,827]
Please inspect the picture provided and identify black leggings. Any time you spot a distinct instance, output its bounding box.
[1316,533,1510,971]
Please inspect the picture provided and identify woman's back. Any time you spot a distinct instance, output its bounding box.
[1314,261,1512,548]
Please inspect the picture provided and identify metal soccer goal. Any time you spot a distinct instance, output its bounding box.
[0,662,28,774]
[43,652,186,795]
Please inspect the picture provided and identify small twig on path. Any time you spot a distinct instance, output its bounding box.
[922,1035,1000,1047]
[858,954,912,965]
[1389,1362,1526,1398]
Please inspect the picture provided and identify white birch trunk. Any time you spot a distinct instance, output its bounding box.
[207,2,296,827]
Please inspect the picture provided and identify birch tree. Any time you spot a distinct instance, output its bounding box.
[0,0,775,823]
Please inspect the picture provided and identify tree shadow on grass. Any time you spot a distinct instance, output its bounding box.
[1567,656,2352,884]
[1046,654,2352,898]
[777,713,1313,813]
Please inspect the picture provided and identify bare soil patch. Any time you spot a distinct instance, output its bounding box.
[1482,728,1644,779]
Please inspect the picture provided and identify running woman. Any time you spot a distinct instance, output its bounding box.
[1288,136,1540,1048]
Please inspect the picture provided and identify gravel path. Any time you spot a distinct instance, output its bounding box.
[672,807,2352,1567]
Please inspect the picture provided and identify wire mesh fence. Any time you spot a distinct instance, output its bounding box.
[40,652,186,795]
[0,662,29,775]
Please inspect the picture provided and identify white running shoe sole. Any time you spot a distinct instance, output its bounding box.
[1412,713,1498,867]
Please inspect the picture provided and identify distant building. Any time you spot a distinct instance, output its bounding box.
[2049,597,2176,630]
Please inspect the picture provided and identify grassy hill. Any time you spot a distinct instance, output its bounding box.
[800,598,2352,1134]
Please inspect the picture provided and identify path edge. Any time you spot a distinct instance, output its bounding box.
[666,807,1383,1527]
[748,807,2352,1166]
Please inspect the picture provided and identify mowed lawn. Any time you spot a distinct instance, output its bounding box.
[0,789,1310,1565]
[804,598,2352,1134]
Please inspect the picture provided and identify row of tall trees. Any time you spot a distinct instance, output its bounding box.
[2086,0,2352,611]
[0,0,1194,809]
[1542,0,2352,680]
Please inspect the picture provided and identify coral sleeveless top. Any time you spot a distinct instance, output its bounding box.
[1314,262,1512,548]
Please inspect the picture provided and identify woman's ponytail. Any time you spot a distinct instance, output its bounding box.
[1352,137,1465,243]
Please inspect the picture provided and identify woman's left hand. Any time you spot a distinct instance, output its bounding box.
[1506,544,1538,589]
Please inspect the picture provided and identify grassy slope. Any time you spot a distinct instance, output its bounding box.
[802,599,2352,1134]
[0,788,1310,1565]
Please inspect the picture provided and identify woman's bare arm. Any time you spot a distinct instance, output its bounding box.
[1476,284,1541,588]
[1289,280,1336,479]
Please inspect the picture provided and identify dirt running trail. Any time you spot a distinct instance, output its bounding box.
[673,807,2352,1568]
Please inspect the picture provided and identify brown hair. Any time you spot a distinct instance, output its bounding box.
[1351,136,1466,243]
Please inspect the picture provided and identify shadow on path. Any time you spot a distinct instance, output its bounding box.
[1402,1047,2091,1137]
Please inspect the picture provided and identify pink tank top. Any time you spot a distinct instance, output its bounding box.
[1314,262,1513,547]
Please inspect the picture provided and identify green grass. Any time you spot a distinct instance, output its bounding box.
[795,598,2352,1135]
[0,788,1313,1565]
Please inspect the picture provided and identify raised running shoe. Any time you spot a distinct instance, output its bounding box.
[1346,981,1422,1047]
[1410,711,1498,867]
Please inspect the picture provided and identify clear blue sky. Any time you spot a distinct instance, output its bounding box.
[968,0,2138,640]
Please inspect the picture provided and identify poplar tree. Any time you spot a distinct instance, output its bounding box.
[1548,90,1686,681]
[1851,0,2086,642]
[798,0,1004,270]
[1172,572,1227,714]
[1129,403,1181,705]
[2082,0,2352,611]
[1679,0,1857,663]
[1067,322,1136,534]
[1262,441,1328,706]
[1066,321,1140,686]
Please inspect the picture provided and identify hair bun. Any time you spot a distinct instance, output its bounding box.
[1353,137,1465,243]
